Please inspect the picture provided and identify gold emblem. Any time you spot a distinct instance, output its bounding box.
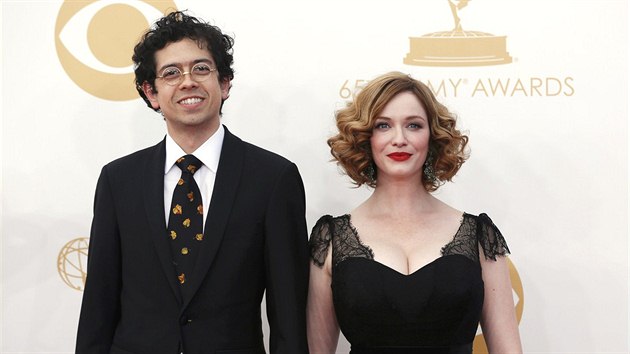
[178,178,184,186]
[187,191,194,202]
[55,1,178,100]
[181,247,189,255]
[172,204,182,215]
[197,204,203,215]
[187,164,197,174]
[404,0,512,67]
[57,237,89,291]
[195,233,203,241]
[178,273,185,284]
[170,230,177,240]
[183,218,191,227]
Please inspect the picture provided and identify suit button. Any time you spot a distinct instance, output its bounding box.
[180,316,191,325]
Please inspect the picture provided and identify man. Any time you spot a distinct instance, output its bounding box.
[76,11,309,354]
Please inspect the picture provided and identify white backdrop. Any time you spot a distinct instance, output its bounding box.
[1,1,628,353]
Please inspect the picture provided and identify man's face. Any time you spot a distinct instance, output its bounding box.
[143,38,230,136]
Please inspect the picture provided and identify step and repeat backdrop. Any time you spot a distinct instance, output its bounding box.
[2,1,628,353]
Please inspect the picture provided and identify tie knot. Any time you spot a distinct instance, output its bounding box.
[175,155,202,175]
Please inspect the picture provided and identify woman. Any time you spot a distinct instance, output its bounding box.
[307,72,522,353]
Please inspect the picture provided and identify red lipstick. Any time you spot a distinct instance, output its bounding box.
[387,152,411,161]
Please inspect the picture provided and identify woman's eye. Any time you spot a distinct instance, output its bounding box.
[408,123,422,129]
[375,123,389,129]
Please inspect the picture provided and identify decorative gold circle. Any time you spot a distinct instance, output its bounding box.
[57,237,89,291]
[472,257,524,353]
[55,0,178,101]
[87,4,147,68]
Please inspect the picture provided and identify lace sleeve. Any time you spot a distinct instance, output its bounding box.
[308,215,334,268]
[477,213,511,261]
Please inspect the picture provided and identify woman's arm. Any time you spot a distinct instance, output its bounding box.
[479,254,523,354]
[307,247,340,354]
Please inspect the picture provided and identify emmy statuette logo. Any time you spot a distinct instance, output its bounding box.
[55,0,177,101]
[57,237,90,291]
[404,0,512,67]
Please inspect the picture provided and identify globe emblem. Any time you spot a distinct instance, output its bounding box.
[57,237,89,291]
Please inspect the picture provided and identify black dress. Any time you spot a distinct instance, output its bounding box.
[309,213,510,354]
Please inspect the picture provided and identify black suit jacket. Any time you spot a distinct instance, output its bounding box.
[76,127,309,354]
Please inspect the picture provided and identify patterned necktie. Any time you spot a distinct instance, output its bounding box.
[167,154,204,287]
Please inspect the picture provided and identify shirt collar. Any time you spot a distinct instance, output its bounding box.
[164,125,225,174]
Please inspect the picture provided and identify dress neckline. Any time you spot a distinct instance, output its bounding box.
[340,212,470,276]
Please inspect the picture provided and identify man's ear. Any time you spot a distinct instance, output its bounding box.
[142,82,160,110]
[221,79,231,100]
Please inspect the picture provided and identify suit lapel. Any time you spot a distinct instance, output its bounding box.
[143,138,183,305]
[182,126,245,307]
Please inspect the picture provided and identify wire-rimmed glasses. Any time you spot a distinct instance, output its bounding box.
[156,63,217,86]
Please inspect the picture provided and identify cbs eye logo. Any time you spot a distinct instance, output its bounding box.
[55,0,177,101]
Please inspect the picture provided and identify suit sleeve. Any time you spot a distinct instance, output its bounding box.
[264,162,310,354]
[76,166,122,354]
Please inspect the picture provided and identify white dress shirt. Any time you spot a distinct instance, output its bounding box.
[163,125,224,231]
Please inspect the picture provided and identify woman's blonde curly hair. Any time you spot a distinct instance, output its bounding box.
[328,71,469,191]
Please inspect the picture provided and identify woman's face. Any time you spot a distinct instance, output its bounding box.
[370,91,431,184]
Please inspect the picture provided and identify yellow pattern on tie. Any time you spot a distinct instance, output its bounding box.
[167,154,204,287]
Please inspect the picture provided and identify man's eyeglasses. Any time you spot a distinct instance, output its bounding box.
[156,63,217,86]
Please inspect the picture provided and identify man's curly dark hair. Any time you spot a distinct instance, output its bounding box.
[132,11,235,111]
